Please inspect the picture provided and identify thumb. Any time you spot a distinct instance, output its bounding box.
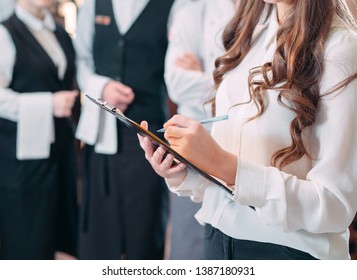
[140,120,148,130]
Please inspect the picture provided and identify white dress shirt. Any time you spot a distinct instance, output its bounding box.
[75,0,189,154]
[168,7,357,260]
[0,0,15,21]
[0,5,67,159]
[165,0,235,122]
[115,0,149,34]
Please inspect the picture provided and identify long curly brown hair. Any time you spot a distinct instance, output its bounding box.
[213,0,357,168]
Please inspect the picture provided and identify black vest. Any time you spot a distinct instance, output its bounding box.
[0,15,76,159]
[93,0,174,123]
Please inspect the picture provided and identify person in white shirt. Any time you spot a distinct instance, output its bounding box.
[138,0,357,260]
[0,0,78,259]
[164,0,236,259]
[0,0,15,21]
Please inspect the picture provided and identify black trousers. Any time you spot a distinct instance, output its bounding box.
[78,122,169,260]
[0,119,78,259]
[203,224,317,260]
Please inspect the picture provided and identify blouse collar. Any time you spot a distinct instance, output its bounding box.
[15,4,56,32]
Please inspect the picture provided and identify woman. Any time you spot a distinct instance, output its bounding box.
[0,0,78,259]
[138,0,357,260]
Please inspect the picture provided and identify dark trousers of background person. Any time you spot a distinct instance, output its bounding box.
[0,119,78,259]
[79,122,169,260]
[203,224,318,260]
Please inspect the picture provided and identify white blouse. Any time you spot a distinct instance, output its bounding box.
[169,7,357,260]
[0,5,67,159]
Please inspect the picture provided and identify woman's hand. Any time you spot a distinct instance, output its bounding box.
[138,121,187,187]
[163,115,237,186]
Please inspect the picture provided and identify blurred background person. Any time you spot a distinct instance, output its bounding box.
[0,0,16,21]
[164,0,236,259]
[74,0,177,260]
[0,0,78,259]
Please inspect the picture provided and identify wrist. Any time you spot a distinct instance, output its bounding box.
[166,169,188,188]
[211,148,237,187]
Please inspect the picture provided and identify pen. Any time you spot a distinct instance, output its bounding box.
[157,115,228,133]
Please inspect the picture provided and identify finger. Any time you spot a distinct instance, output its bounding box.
[180,52,195,60]
[58,109,71,118]
[68,96,78,106]
[140,121,148,130]
[176,59,192,70]
[65,107,72,116]
[185,53,200,63]
[113,91,134,105]
[117,104,128,112]
[183,52,195,59]
[62,91,78,106]
[143,137,154,157]
[70,90,79,96]
[164,125,189,138]
[152,146,166,165]
[166,162,187,176]
[164,134,182,147]
[162,116,191,139]
[137,133,146,149]
[180,53,201,71]
[65,90,78,101]
[114,82,134,97]
[181,54,195,65]
[164,114,192,129]
[137,121,149,149]
[160,153,175,169]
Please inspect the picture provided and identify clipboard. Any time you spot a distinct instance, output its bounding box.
[86,95,234,195]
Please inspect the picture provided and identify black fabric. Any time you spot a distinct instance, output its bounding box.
[203,224,318,260]
[79,123,168,260]
[93,0,174,123]
[0,15,78,259]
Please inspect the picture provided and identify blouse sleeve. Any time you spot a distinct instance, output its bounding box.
[166,168,210,203]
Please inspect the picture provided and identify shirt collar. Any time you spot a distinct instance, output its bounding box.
[261,7,279,50]
[15,4,56,32]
